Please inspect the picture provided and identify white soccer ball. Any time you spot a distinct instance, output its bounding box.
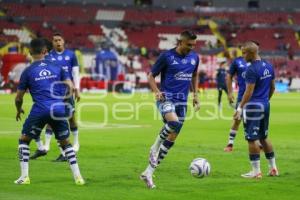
[189,158,211,178]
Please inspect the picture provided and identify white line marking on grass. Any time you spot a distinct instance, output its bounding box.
[79,121,151,129]
[0,131,19,135]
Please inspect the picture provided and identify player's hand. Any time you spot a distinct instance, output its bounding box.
[233,107,242,120]
[227,93,235,104]
[155,92,165,102]
[193,97,200,112]
[16,109,25,121]
[74,89,81,102]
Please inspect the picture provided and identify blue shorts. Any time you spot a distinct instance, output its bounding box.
[22,112,70,141]
[156,101,187,123]
[243,102,270,141]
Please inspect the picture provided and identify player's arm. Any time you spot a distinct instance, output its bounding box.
[191,59,200,111]
[72,53,80,102]
[227,61,236,104]
[233,83,255,120]
[226,73,234,104]
[15,69,28,121]
[15,90,26,121]
[72,66,80,102]
[61,65,74,98]
[148,53,167,101]
[234,67,256,120]
[269,79,275,100]
[148,72,164,101]
[64,79,74,98]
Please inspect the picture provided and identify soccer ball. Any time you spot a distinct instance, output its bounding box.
[189,158,211,178]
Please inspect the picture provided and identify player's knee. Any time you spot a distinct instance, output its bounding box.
[69,118,77,128]
[167,133,177,141]
[58,139,69,147]
[167,121,183,134]
[20,135,31,143]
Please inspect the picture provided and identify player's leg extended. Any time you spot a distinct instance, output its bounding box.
[69,114,79,152]
[241,105,262,179]
[15,117,45,184]
[51,119,84,185]
[15,135,32,184]
[58,139,84,185]
[44,124,53,151]
[141,112,183,188]
[259,103,278,176]
[224,118,241,152]
[218,88,223,109]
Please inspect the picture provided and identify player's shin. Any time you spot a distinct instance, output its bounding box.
[157,139,175,165]
[18,140,30,178]
[71,127,79,152]
[44,128,53,151]
[150,124,172,152]
[249,154,261,175]
[61,143,83,180]
[35,137,45,151]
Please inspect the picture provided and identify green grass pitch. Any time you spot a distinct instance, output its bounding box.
[0,91,299,200]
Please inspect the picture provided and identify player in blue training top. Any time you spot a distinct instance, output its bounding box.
[30,33,81,161]
[234,41,278,178]
[140,31,200,189]
[215,57,228,110]
[14,38,84,185]
[223,55,249,152]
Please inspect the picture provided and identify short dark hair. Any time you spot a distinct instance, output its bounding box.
[180,30,197,40]
[52,32,64,39]
[30,38,46,55]
[42,38,53,51]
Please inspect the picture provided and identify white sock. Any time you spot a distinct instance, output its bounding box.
[35,139,45,151]
[150,135,164,152]
[72,129,79,146]
[19,143,30,178]
[250,160,261,174]
[70,163,81,178]
[144,164,155,176]
[44,133,52,151]
[267,158,277,169]
[63,145,81,178]
[228,129,237,145]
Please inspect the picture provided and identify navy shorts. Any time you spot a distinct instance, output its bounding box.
[243,102,270,141]
[22,112,70,141]
[156,101,187,123]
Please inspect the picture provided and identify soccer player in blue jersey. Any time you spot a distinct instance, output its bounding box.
[31,33,81,161]
[14,38,84,185]
[215,58,228,110]
[234,41,278,178]
[140,31,200,189]
[224,56,249,152]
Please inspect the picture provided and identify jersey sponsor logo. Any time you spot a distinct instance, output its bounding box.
[39,69,51,77]
[261,69,272,80]
[35,69,57,81]
[174,72,193,81]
